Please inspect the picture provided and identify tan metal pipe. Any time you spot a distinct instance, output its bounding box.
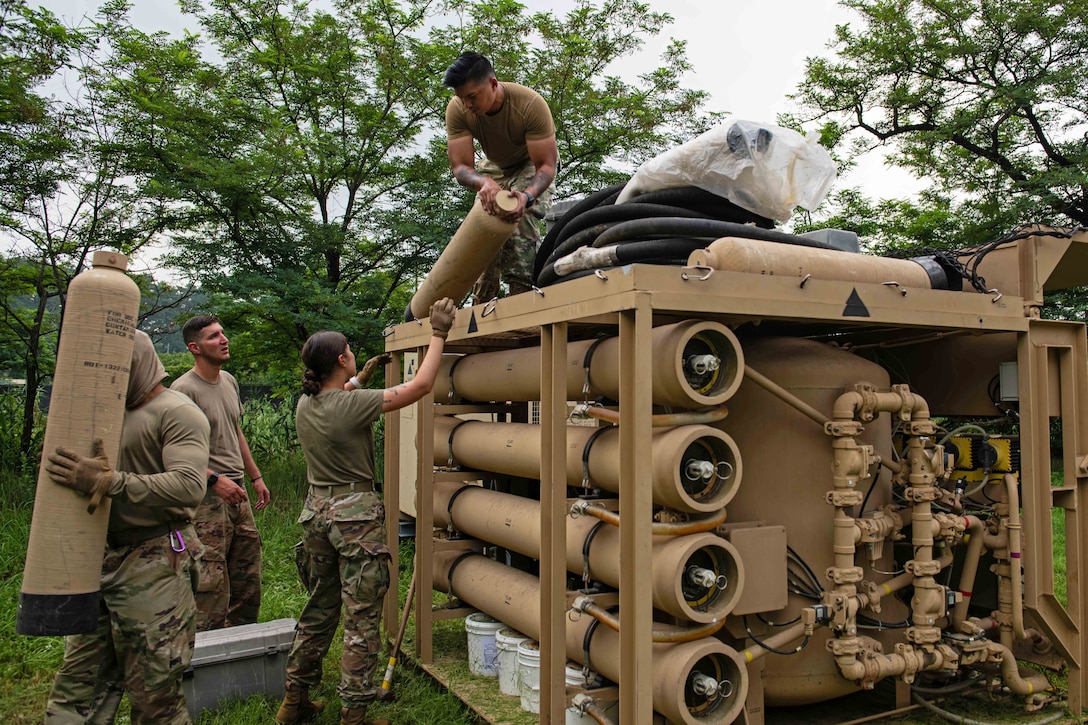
[572,500,728,536]
[739,622,809,663]
[433,550,749,725]
[688,237,935,290]
[576,402,730,427]
[573,598,727,642]
[434,417,741,513]
[407,192,517,319]
[951,515,987,629]
[434,481,743,622]
[742,365,829,427]
[434,320,744,409]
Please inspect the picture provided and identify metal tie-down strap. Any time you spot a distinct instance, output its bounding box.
[581,335,613,398]
[444,550,478,605]
[580,604,618,680]
[445,419,471,469]
[445,354,466,403]
[580,519,607,592]
[581,425,614,490]
[444,480,475,536]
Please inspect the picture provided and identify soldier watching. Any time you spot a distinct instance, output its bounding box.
[172,314,268,630]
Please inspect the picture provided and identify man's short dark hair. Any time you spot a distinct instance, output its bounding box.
[443,52,495,88]
[182,315,220,346]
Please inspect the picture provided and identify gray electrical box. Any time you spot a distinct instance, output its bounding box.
[182,618,297,718]
[999,361,1019,402]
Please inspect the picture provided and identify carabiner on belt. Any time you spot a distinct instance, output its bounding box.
[169,529,186,553]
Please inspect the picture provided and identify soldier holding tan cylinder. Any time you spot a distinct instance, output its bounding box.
[43,331,209,724]
[444,51,559,303]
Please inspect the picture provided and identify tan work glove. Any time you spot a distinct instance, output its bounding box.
[357,352,392,386]
[46,438,115,514]
[429,298,456,339]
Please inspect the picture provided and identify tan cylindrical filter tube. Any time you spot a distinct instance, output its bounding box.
[433,481,744,622]
[434,320,744,409]
[434,417,741,513]
[689,236,935,288]
[433,550,749,725]
[407,191,518,319]
[17,251,141,636]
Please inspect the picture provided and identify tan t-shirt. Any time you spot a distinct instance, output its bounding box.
[171,369,244,481]
[295,388,383,487]
[107,388,210,530]
[446,82,556,172]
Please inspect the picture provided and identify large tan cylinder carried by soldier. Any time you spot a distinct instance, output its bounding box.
[17,251,141,636]
[406,191,518,320]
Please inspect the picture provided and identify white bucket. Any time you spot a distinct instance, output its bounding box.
[496,627,531,696]
[565,662,618,725]
[465,613,504,677]
[517,639,541,713]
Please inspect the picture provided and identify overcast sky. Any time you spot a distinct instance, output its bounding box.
[35,0,924,201]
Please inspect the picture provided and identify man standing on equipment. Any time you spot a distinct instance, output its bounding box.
[443,51,558,304]
[172,315,269,630]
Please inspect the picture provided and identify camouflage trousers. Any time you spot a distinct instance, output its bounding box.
[44,525,200,725]
[285,489,392,709]
[472,157,555,304]
[193,491,262,630]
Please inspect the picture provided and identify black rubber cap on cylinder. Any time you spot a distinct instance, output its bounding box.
[16,591,100,636]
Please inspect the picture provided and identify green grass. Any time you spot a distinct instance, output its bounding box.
[0,446,1082,724]
[0,454,478,725]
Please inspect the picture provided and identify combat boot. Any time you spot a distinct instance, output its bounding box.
[274,681,324,724]
[339,705,389,725]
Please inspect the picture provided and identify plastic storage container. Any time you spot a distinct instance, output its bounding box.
[182,618,296,719]
[517,639,541,713]
[496,627,531,696]
[465,612,504,677]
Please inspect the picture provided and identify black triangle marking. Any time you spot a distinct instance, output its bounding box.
[843,288,870,317]
[467,310,479,334]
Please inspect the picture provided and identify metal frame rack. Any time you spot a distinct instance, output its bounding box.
[381,230,1088,724]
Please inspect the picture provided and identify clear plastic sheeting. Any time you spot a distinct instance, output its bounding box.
[616,118,837,222]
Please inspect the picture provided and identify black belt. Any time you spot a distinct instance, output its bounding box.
[107,521,188,549]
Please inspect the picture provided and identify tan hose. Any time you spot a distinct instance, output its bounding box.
[575,599,727,643]
[1002,473,1027,641]
[578,403,730,427]
[738,622,808,663]
[988,641,1052,698]
[577,697,615,725]
[952,515,986,628]
[573,501,728,536]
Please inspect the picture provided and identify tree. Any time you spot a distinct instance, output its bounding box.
[91,0,714,371]
[793,0,1088,247]
[92,0,469,370]
[0,0,177,459]
[0,0,76,212]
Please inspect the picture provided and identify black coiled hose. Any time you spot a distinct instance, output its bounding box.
[533,183,836,287]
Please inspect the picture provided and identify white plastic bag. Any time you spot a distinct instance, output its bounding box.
[616,118,837,222]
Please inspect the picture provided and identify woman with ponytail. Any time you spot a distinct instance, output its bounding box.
[276,298,457,725]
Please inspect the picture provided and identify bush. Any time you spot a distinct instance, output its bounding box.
[241,395,299,462]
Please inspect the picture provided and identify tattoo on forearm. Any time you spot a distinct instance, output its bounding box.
[455,167,486,190]
[526,169,554,197]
